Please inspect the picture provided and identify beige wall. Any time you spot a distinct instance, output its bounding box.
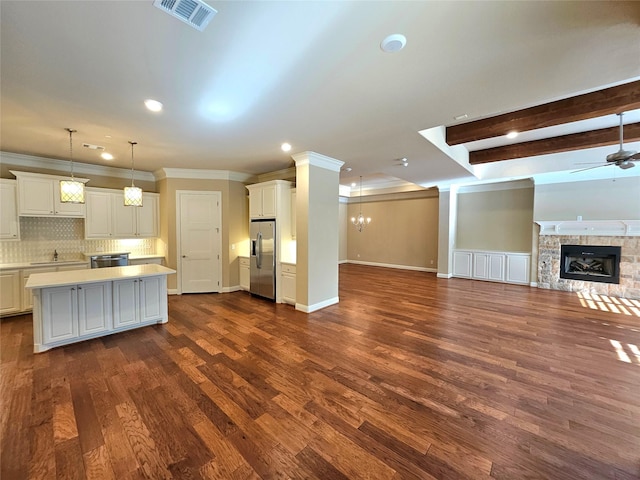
[456,185,534,252]
[534,176,640,221]
[158,177,248,291]
[347,195,439,269]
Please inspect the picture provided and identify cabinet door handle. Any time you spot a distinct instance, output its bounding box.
[78,286,82,290]
[71,287,75,291]
[182,255,187,258]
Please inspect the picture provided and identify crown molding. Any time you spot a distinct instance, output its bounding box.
[292,151,344,172]
[457,178,534,193]
[257,167,296,183]
[1,151,155,182]
[154,168,256,183]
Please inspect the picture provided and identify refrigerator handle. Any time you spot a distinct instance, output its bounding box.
[256,232,262,269]
[251,239,257,256]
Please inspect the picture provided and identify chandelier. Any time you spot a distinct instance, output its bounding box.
[123,141,143,206]
[59,128,85,204]
[351,176,371,232]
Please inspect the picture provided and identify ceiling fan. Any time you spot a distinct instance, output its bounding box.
[574,112,640,172]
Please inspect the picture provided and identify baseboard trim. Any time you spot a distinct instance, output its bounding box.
[437,273,453,279]
[346,260,436,273]
[168,289,179,295]
[222,285,243,293]
[295,296,339,313]
[530,281,538,287]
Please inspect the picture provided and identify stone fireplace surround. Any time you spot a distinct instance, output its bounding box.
[536,221,640,300]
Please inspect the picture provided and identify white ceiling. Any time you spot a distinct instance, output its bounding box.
[1,1,640,191]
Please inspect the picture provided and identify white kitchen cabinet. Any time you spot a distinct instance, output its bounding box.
[12,171,87,217]
[111,192,159,238]
[453,250,530,286]
[41,285,78,343]
[78,282,112,336]
[39,281,111,343]
[248,183,276,218]
[473,252,505,282]
[239,257,250,290]
[0,180,19,240]
[84,188,159,239]
[281,263,296,305]
[0,270,21,315]
[85,189,113,238]
[247,181,291,220]
[113,275,164,329]
[506,254,531,285]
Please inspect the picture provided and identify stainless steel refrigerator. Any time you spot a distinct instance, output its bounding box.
[250,219,276,300]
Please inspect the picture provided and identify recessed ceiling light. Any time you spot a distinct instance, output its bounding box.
[281,142,292,152]
[351,182,357,187]
[380,34,406,53]
[506,131,519,139]
[454,114,468,121]
[144,99,163,112]
[343,167,352,172]
[101,152,114,160]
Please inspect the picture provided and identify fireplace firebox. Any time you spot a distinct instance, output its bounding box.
[559,245,621,284]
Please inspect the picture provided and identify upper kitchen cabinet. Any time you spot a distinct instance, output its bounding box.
[85,188,159,239]
[247,180,291,220]
[85,188,114,238]
[0,179,20,240]
[11,171,88,217]
[111,191,159,238]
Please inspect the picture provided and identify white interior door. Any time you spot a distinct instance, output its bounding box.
[177,191,221,294]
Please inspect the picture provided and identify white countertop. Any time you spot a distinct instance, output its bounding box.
[0,260,88,270]
[26,264,176,289]
[0,254,164,270]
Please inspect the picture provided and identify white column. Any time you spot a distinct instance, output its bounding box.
[437,185,458,278]
[292,151,344,313]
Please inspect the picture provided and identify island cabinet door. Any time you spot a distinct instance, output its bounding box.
[139,276,163,323]
[78,282,112,336]
[41,286,78,343]
[113,279,140,328]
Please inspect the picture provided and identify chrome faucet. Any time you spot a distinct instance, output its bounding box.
[53,250,58,262]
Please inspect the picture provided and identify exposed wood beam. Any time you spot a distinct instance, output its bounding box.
[446,80,640,145]
[469,122,640,165]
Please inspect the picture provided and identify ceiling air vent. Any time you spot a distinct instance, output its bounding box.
[153,0,217,32]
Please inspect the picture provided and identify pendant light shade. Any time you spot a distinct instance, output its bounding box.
[351,176,371,232]
[124,141,143,207]
[60,128,85,204]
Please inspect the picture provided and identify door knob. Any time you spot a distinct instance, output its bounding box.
[182,255,187,258]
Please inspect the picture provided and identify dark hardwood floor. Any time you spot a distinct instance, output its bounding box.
[2,264,640,479]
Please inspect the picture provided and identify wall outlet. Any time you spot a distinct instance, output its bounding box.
[231,244,235,250]
[357,254,360,258]
[430,259,434,265]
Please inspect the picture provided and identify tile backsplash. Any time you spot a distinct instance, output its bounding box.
[0,217,158,263]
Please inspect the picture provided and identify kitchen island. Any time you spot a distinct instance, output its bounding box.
[26,264,175,353]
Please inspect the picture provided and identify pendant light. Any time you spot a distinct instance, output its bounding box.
[59,128,85,203]
[123,141,143,206]
[351,176,371,232]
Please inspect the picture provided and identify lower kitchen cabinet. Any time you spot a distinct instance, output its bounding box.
[281,263,296,305]
[40,281,112,343]
[29,265,173,353]
[239,257,250,290]
[453,250,531,285]
[0,270,21,315]
[113,275,164,329]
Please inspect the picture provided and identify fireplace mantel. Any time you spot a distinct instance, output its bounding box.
[535,220,640,237]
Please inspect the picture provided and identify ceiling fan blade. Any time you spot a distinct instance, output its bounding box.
[571,163,613,174]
